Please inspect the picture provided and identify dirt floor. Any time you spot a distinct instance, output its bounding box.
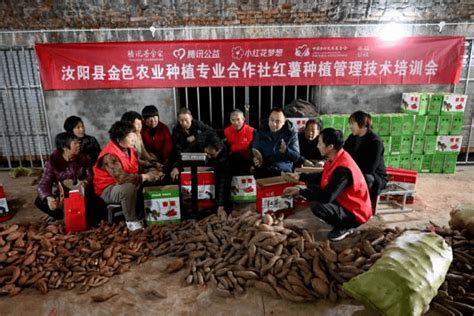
[0,167,473,315]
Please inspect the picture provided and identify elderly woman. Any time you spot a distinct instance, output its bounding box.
[35,132,93,221]
[64,116,101,164]
[93,121,162,231]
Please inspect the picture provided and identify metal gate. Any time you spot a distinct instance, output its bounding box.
[0,47,52,169]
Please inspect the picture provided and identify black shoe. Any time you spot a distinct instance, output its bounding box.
[328,227,355,241]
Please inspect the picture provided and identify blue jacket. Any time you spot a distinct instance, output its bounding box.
[252,120,301,172]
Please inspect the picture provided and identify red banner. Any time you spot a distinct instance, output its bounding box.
[35,36,464,90]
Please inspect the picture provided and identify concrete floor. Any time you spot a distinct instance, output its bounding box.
[1,166,473,315]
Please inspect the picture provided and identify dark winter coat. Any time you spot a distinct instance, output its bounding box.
[80,135,101,164]
[252,120,301,172]
[37,149,93,200]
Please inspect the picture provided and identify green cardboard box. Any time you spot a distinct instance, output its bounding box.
[401,93,428,115]
[431,153,445,173]
[425,115,438,135]
[321,115,334,129]
[380,135,391,154]
[450,116,464,135]
[390,136,402,155]
[390,114,403,136]
[383,155,390,167]
[410,154,423,172]
[441,94,467,116]
[423,135,438,154]
[412,135,425,154]
[399,154,411,170]
[437,115,452,135]
[400,136,413,154]
[389,155,400,168]
[401,114,415,136]
[378,115,391,136]
[414,115,427,135]
[333,115,347,132]
[443,152,458,173]
[371,114,380,135]
[421,154,433,173]
[143,185,181,225]
[428,93,444,115]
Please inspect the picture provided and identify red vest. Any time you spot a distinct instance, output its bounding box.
[93,141,139,196]
[321,149,372,224]
[224,123,254,159]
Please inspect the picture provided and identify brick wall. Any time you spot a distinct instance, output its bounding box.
[1,0,473,30]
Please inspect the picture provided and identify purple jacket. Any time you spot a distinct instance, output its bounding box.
[37,149,93,200]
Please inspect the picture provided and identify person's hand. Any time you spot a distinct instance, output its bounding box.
[252,149,263,167]
[46,196,60,211]
[153,161,164,171]
[217,206,226,216]
[282,186,300,198]
[316,160,325,167]
[303,159,314,167]
[281,172,300,184]
[279,139,287,154]
[186,135,196,143]
[170,168,180,181]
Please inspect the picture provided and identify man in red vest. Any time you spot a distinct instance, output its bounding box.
[224,109,254,175]
[282,128,372,241]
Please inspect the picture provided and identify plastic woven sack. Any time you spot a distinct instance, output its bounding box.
[343,231,452,316]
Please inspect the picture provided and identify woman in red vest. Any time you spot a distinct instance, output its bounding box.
[93,121,163,231]
[282,128,372,241]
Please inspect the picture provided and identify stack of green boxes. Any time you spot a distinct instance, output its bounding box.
[319,92,466,174]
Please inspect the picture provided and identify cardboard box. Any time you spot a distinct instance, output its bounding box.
[431,153,445,173]
[437,115,452,135]
[401,93,428,115]
[385,167,417,204]
[421,154,433,173]
[383,155,390,168]
[321,115,334,129]
[423,135,438,154]
[399,154,411,170]
[412,135,425,154]
[333,115,347,132]
[287,117,314,133]
[295,166,324,173]
[180,167,215,200]
[410,154,423,172]
[389,155,400,168]
[428,93,444,115]
[414,115,427,135]
[436,136,463,152]
[390,136,401,155]
[380,136,391,153]
[443,152,458,174]
[256,176,294,215]
[401,114,415,136]
[442,94,467,115]
[378,115,391,136]
[390,114,403,136]
[144,185,181,225]
[425,116,438,135]
[231,175,256,202]
[400,136,413,154]
[450,116,464,135]
[0,184,11,222]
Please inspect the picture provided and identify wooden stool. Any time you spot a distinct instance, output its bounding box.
[106,204,123,223]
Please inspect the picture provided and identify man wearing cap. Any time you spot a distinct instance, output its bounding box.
[140,105,173,172]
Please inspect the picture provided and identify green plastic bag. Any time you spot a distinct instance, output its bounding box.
[343,231,452,316]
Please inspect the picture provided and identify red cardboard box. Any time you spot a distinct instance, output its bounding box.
[256,176,295,215]
[180,167,215,200]
[64,190,87,233]
[0,184,12,223]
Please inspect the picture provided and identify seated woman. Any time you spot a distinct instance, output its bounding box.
[296,119,325,167]
[93,121,163,231]
[120,111,162,171]
[343,111,388,208]
[35,132,93,221]
[64,116,101,164]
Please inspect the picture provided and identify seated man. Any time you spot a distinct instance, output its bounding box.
[282,128,372,241]
[170,108,217,181]
[140,105,173,172]
[203,135,232,214]
[93,121,163,231]
[35,132,93,221]
[296,119,325,167]
[224,109,254,175]
[252,107,310,179]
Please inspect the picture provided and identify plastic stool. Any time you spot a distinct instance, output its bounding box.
[107,204,123,223]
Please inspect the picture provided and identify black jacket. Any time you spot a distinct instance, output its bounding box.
[297,133,324,163]
[80,135,101,164]
[343,129,388,197]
